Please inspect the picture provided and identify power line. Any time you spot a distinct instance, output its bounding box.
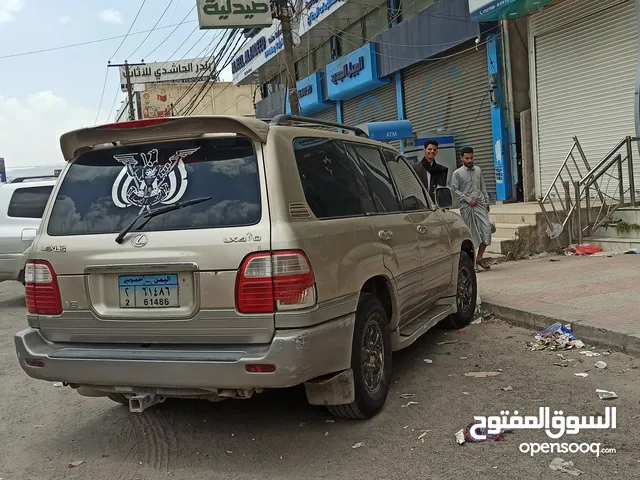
[0,20,198,60]
[110,0,148,61]
[144,5,196,60]
[127,0,175,61]
[95,0,148,125]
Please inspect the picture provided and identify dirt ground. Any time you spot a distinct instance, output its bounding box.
[1,280,639,480]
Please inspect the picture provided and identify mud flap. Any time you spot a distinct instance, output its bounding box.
[304,368,355,406]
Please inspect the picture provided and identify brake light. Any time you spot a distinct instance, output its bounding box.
[24,261,62,315]
[98,118,172,129]
[235,250,316,314]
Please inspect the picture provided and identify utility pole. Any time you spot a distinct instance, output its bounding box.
[274,0,299,116]
[108,60,146,121]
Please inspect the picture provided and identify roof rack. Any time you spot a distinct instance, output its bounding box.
[10,174,59,183]
[270,114,369,138]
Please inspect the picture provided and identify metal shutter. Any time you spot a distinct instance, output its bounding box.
[312,106,337,124]
[403,48,495,198]
[531,0,639,196]
[342,83,398,149]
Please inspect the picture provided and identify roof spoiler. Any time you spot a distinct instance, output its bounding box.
[59,116,270,161]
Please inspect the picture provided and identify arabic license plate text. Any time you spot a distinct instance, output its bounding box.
[118,274,180,308]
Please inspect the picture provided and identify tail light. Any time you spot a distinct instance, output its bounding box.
[236,250,316,314]
[25,261,62,315]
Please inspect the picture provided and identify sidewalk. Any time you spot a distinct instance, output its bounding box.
[478,254,640,355]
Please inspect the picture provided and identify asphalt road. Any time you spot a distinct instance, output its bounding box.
[1,280,639,480]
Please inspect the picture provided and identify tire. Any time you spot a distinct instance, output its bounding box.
[107,393,130,405]
[327,293,392,420]
[440,252,477,329]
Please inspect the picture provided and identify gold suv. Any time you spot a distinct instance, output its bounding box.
[14,115,477,419]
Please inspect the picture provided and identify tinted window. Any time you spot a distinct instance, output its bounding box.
[8,186,53,219]
[347,144,400,213]
[47,137,261,236]
[293,138,366,219]
[382,150,428,211]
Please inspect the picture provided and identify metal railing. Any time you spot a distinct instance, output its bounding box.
[539,136,639,246]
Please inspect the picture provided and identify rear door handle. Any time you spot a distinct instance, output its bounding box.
[416,225,428,235]
[378,230,393,241]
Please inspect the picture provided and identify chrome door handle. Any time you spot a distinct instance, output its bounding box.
[416,225,428,234]
[378,230,393,241]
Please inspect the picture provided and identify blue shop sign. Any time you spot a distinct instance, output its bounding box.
[469,0,554,21]
[285,72,334,116]
[360,121,413,141]
[325,43,388,101]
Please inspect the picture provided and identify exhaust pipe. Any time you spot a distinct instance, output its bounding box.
[128,393,166,413]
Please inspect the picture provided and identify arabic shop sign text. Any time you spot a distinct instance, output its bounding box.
[197,0,274,29]
[119,58,213,91]
[305,0,341,26]
[330,56,365,84]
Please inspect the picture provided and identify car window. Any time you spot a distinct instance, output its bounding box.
[47,137,261,236]
[346,144,401,214]
[7,185,53,219]
[293,137,368,219]
[382,150,429,211]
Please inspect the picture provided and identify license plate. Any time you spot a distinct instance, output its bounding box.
[118,274,179,308]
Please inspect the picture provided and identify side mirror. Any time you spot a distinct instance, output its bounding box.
[435,186,454,209]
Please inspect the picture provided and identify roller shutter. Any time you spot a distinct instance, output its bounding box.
[403,47,495,198]
[531,0,639,196]
[342,83,399,149]
[311,106,338,124]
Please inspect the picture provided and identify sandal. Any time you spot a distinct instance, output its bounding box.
[478,259,491,270]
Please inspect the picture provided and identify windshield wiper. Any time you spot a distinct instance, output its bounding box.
[115,196,212,244]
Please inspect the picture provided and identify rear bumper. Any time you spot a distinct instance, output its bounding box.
[0,252,25,282]
[14,314,355,390]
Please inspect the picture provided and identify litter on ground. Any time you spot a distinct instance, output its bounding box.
[437,340,459,345]
[67,461,85,468]
[548,457,583,476]
[424,359,433,364]
[352,442,365,449]
[465,371,501,378]
[574,373,589,378]
[565,244,601,256]
[401,401,419,408]
[459,419,512,444]
[501,386,513,391]
[594,361,607,369]
[596,389,618,400]
[579,351,601,357]
[400,393,415,399]
[529,323,584,351]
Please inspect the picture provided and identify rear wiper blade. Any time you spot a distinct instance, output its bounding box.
[115,196,212,244]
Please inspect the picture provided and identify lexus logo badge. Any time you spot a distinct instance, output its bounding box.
[131,234,148,248]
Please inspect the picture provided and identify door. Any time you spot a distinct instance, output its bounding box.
[345,143,425,325]
[382,149,453,300]
[1,185,52,254]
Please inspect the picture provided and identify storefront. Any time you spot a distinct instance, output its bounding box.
[285,71,336,121]
[325,43,398,146]
[402,46,496,199]
[530,0,639,196]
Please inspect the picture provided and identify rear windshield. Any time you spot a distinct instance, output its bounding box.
[47,137,261,236]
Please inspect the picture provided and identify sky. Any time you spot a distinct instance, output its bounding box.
[0,0,233,174]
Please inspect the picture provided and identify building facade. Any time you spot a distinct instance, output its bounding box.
[243,0,640,202]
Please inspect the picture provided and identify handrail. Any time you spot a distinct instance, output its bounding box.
[538,135,638,247]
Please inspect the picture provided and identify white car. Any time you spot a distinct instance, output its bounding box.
[0,176,57,283]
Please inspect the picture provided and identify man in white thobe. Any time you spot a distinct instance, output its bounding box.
[450,146,492,270]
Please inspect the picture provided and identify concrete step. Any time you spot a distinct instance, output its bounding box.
[591,224,640,239]
[614,208,640,224]
[486,236,513,255]
[585,237,640,254]
[491,212,540,225]
[493,223,532,241]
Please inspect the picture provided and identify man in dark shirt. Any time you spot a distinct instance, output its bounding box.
[412,140,448,202]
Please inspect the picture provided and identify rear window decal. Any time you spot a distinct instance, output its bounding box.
[111,147,200,213]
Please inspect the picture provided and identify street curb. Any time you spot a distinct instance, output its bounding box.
[482,302,640,357]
